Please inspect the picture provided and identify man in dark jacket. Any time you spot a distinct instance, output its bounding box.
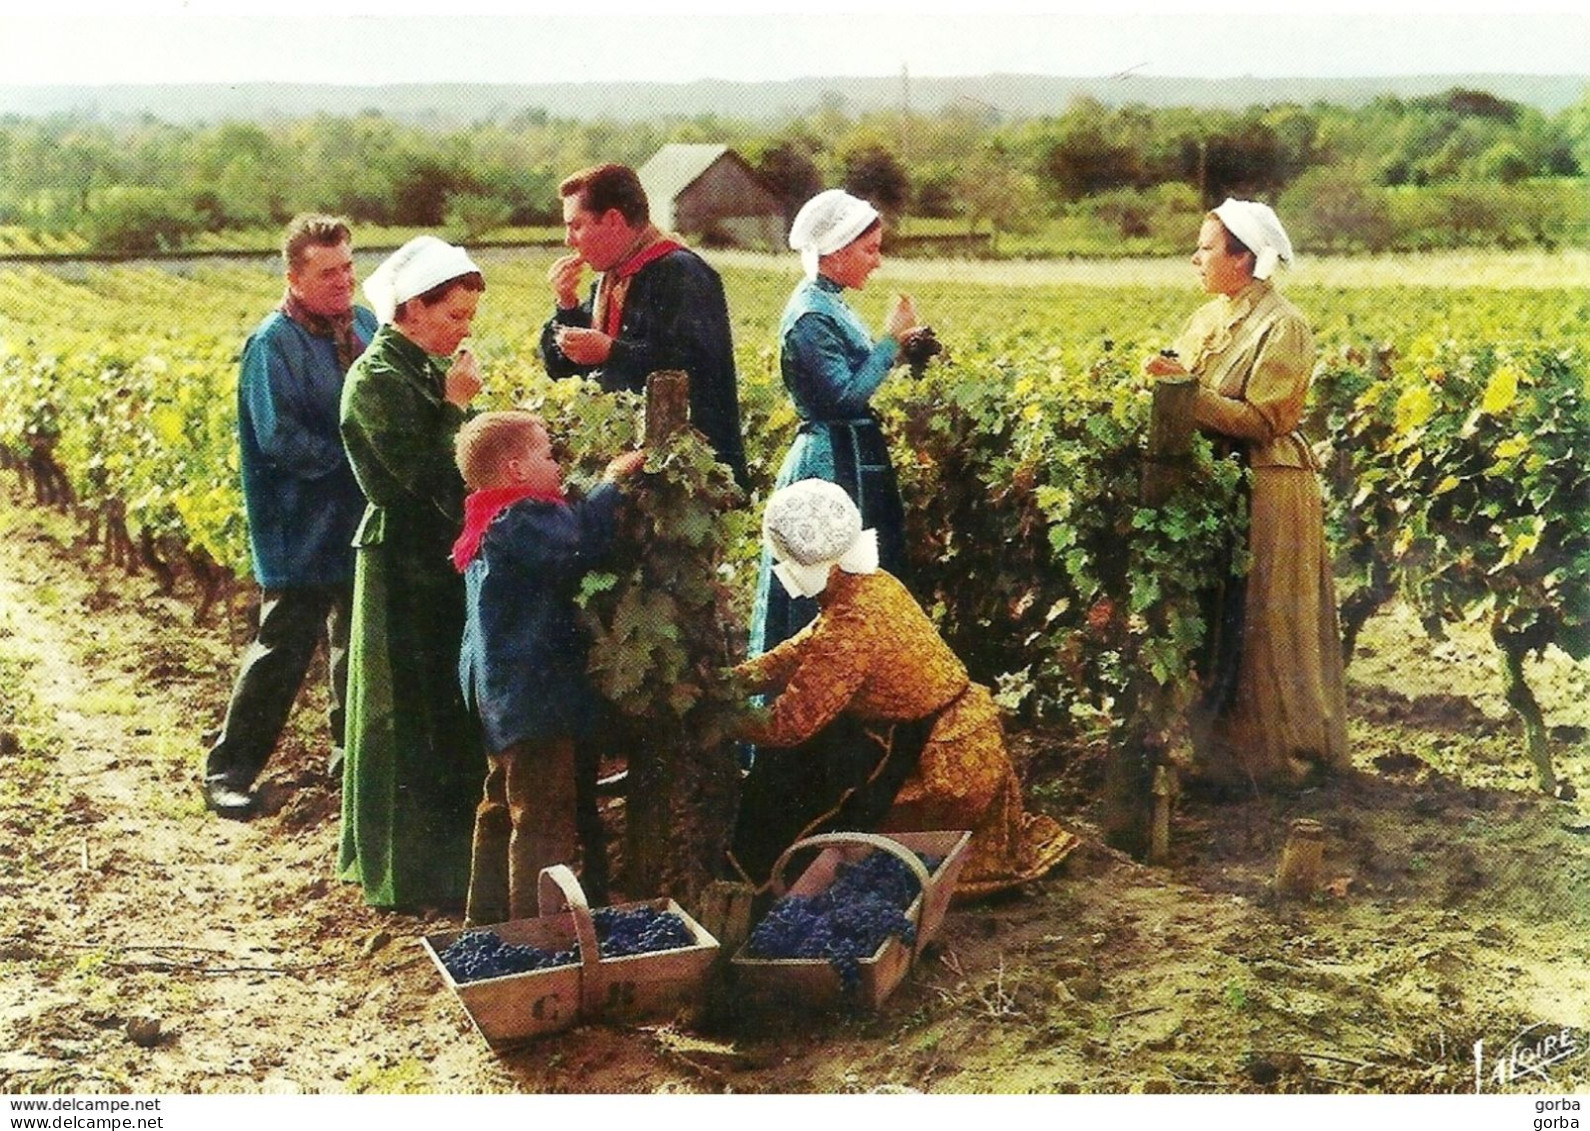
[538,163,748,491]
[202,215,377,819]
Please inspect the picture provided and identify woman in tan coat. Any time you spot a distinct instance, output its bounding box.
[1144,200,1349,792]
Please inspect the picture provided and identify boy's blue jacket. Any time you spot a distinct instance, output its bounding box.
[458,484,621,754]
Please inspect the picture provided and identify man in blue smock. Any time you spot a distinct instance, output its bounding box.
[539,163,748,492]
[202,215,378,819]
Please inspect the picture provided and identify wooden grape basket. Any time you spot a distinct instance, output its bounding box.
[422,865,719,1048]
[730,830,972,1011]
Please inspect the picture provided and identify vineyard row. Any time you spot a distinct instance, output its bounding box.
[0,261,1584,793]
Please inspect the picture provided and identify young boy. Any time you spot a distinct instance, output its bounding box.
[451,410,644,924]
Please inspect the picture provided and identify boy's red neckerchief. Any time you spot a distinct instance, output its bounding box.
[452,484,567,572]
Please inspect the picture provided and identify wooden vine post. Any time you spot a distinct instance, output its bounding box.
[1103,376,1199,860]
[1140,376,1198,506]
[619,370,741,908]
[625,371,690,897]
[643,368,691,447]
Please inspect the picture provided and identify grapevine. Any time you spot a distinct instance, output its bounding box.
[1,257,1584,803]
[1315,339,1590,790]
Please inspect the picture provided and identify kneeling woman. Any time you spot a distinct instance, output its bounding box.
[729,479,1076,898]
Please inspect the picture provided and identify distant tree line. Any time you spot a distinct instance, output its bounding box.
[1,86,1587,255]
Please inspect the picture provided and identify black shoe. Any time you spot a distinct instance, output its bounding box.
[203,780,256,820]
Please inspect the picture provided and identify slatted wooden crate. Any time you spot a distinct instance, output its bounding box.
[422,865,719,1048]
[730,830,972,1011]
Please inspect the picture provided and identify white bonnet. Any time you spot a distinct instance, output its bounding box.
[762,479,880,599]
[788,189,880,282]
[1211,198,1294,280]
[362,235,481,323]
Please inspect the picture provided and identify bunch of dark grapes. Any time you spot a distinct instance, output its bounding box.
[744,850,941,993]
[592,906,695,957]
[441,907,695,984]
[827,851,942,907]
[439,930,576,984]
[901,326,944,377]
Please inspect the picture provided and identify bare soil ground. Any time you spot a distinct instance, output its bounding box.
[2,493,1588,1095]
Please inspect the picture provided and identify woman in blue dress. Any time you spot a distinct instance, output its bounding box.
[748,189,926,659]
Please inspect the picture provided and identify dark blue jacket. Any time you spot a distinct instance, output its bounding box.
[539,248,748,490]
[238,307,377,587]
[458,485,622,754]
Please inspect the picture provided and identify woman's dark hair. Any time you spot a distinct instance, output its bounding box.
[819,217,883,262]
[394,272,486,322]
[1208,213,1254,259]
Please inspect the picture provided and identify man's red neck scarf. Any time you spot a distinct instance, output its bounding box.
[280,290,365,371]
[451,484,567,573]
[591,224,685,339]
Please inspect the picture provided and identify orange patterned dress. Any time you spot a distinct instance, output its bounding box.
[735,568,1077,897]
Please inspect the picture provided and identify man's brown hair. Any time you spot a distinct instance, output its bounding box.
[281,213,352,271]
[559,163,649,226]
[455,410,547,490]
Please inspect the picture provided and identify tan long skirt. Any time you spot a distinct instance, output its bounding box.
[1199,465,1350,788]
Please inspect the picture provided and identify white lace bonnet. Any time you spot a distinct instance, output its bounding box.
[788,189,880,282]
[762,479,880,599]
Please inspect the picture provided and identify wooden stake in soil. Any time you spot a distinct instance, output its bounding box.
[1149,765,1176,864]
[1275,818,1325,898]
[619,370,740,908]
[1103,376,1200,859]
[624,371,693,904]
[696,879,757,958]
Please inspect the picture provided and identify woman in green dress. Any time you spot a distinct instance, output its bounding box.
[338,236,486,910]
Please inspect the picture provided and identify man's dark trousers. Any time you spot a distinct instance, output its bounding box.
[204,584,350,792]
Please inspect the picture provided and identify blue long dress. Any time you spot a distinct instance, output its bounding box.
[748,275,910,660]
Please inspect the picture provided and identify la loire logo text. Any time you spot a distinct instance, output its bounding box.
[1474,1023,1585,1093]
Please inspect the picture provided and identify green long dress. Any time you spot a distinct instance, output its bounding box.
[338,325,482,909]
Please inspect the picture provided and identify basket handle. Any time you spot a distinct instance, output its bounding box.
[768,832,934,963]
[537,865,604,1018]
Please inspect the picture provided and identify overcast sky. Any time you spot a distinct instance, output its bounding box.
[1,2,1586,86]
